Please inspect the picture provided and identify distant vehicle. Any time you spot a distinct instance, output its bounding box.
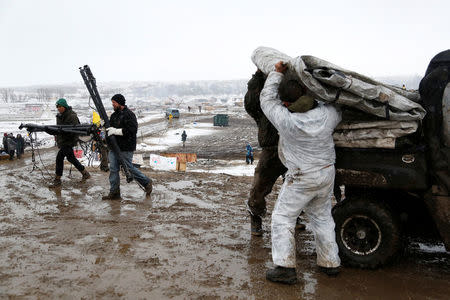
[165,108,180,119]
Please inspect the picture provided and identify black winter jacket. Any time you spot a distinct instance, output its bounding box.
[244,70,280,148]
[109,106,138,151]
[56,107,80,148]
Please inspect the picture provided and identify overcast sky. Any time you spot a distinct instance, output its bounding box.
[0,0,449,87]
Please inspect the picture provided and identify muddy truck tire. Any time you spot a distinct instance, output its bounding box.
[332,196,402,269]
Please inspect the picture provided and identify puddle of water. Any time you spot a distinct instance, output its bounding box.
[140,232,156,239]
[167,180,195,190]
[70,189,83,195]
[120,204,137,216]
[301,271,317,299]
[74,233,107,245]
[88,186,104,194]
[415,242,448,253]
[4,201,34,219]
[76,200,111,218]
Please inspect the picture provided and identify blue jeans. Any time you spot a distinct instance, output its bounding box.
[109,151,150,192]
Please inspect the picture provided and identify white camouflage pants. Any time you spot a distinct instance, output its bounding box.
[271,165,341,268]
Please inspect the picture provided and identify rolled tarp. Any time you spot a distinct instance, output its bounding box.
[333,120,419,149]
[251,47,426,121]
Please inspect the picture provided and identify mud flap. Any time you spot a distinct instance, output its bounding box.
[424,188,450,251]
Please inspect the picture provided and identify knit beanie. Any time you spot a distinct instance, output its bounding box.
[56,98,69,108]
[287,95,315,113]
[111,94,126,106]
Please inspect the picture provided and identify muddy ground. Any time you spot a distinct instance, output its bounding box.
[0,112,449,299]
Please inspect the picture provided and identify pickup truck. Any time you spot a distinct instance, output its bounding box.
[332,50,450,268]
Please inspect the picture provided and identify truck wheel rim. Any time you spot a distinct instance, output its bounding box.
[341,214,382,255]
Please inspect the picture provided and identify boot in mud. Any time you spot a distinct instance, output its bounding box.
[102,190,121,200]
[250,214,263,236]
[81,169,91,180]
[266,266,297,285]
[49,176,62,188]
[318,266,340,277]
[144,180,153,196]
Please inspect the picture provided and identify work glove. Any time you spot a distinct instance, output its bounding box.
[106,127,123,136]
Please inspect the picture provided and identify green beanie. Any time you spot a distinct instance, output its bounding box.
[287,95,315,113]
[56,98,68,108]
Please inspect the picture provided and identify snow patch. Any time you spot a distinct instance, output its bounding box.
[138,122,216,152]
[188,159,257,177]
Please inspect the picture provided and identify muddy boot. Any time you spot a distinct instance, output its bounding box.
[81,169,91,180]
[318,266,340,277]
[144,180,153,196]
[250,214,263,236]
[295,217,306,230]
[102,190,121,200]
[49,176,62,188]
[266,266,297,285]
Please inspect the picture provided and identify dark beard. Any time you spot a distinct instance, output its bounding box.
[113,106,120,111]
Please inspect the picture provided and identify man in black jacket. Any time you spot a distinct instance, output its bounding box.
[49,98,90,187]
[102,94,153,200]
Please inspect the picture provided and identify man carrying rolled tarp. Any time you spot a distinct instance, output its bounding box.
[249,46,429,284]
[258,60,342,284]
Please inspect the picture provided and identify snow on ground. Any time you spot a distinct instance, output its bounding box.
[188,159,257,176]
[138,122,216,152]
[78,155,257,177]
[411,242,448,253]
[138,112,165,123]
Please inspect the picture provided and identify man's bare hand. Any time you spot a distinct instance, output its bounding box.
[275,61,288,74]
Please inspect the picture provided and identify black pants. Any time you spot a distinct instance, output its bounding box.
[55,145,85,176]
[247,147,287,217]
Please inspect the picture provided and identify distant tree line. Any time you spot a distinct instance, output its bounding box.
[131,80,247,98]
[1,87,71,103]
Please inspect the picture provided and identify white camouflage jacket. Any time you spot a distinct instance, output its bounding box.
[260,71,342,174]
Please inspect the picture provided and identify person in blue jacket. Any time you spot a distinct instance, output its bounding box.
[245,143,254,164]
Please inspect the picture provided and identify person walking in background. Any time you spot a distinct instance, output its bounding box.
[2,133,8,153]
[15,134,25,159]
[245,143,254,165]
[7,133,16,160]
[49,98,90,187]
[181,130,187,148]
[102,94,153,200]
